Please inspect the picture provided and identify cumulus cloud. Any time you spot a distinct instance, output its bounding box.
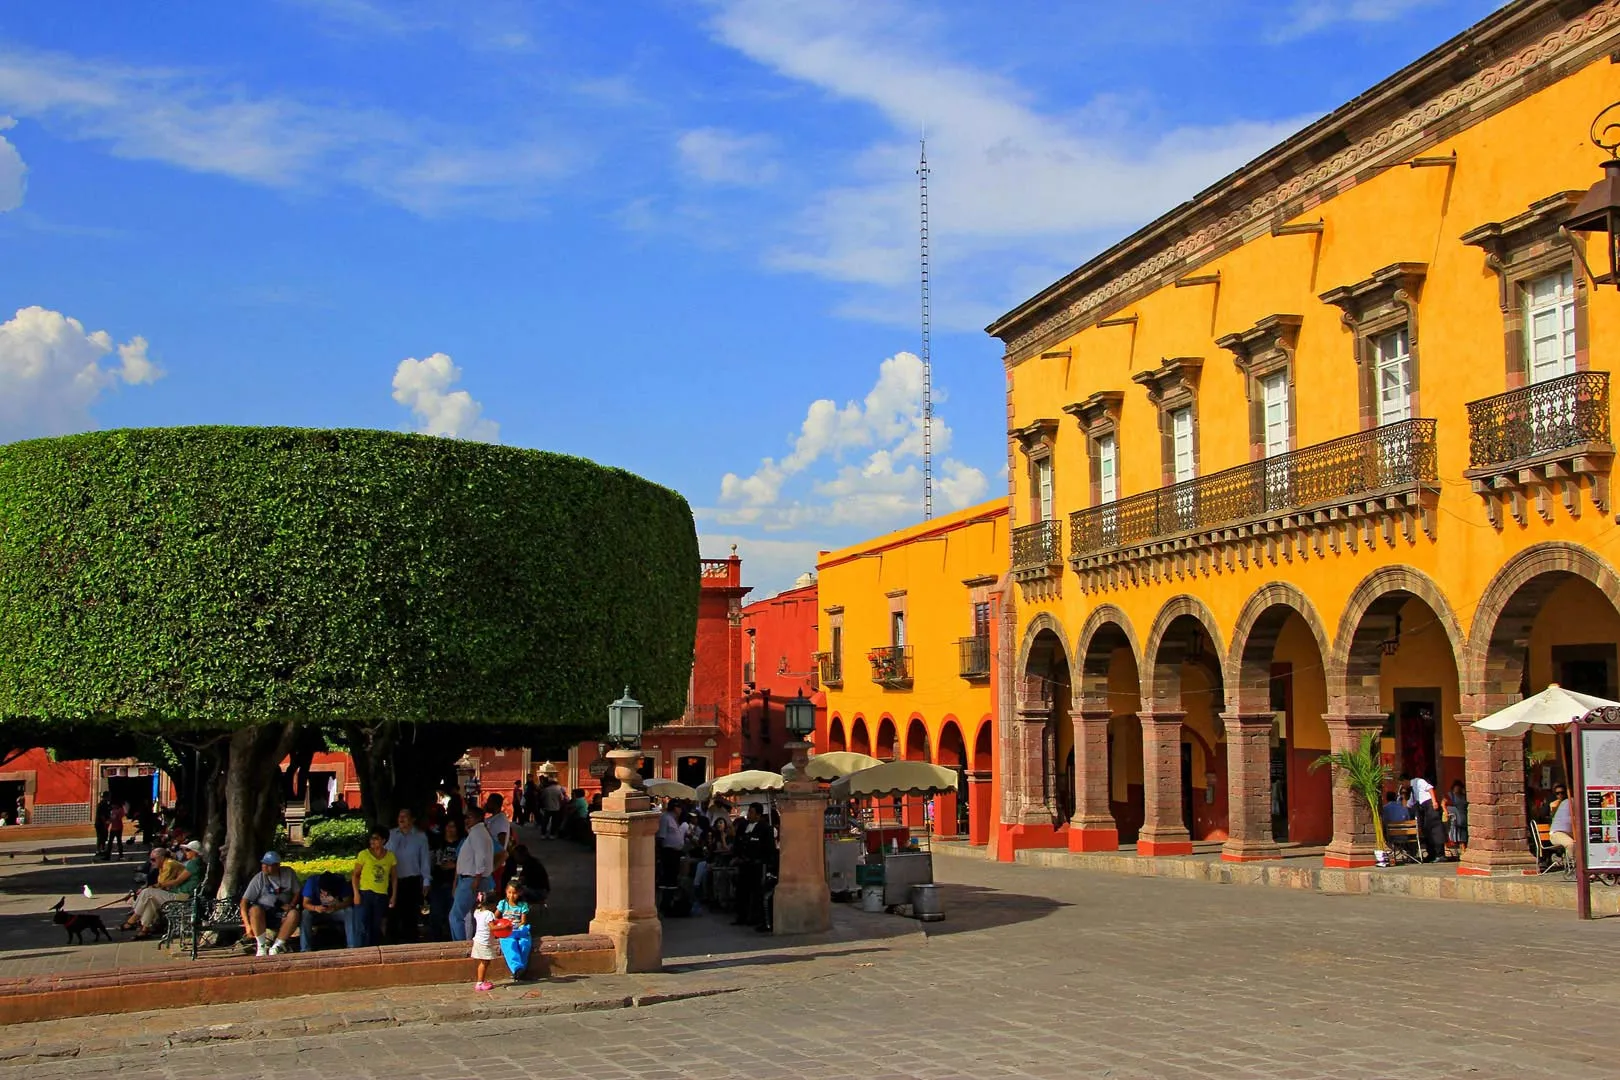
[716,350,988,531]
[0,116,25,212]
[0,306,161,442]
[1269,0,1445,42]
[391,353,500,442]
[676,128,779,186]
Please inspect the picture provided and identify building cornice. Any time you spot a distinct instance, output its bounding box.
[986,0,1620,366]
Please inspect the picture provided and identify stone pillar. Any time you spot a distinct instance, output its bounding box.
[1220,712,1281,862]
[774,743,831,935]
[1459,723,1536,877]
[1137,712,1191,857]
[1011,713,1054,825]
[967,770,992,846]
[1322,714,1386,869]
[589,749,662,973]
[1069,710,1118,852]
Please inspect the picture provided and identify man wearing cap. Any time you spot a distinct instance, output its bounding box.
[124,846,193,938]
[239,851,300,956]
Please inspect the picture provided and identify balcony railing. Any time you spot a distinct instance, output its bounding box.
[658,703,722,729]
[868,644,914,689]
[1466,371,1610,470]
[1070,418,1437,558]
[1012,518,1063,576]
[957,635,990,681]
[818,652,843,689]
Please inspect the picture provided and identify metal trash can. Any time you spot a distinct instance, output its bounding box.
[860,884,885,912]
[910,883,944,922]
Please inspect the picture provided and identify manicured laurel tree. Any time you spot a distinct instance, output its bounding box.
[0,427,699,729]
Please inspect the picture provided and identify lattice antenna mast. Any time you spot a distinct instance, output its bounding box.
[918,134,933,520]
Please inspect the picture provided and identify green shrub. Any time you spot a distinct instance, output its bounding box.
[286,856,355,879]
[0,427,700,733]
[304,815,371,855]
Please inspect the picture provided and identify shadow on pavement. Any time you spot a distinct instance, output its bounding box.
[914,883,1068,936]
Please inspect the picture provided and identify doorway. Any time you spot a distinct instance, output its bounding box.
[675,755,709,788]
[106,774,154,815]
[0,780,23,824]
[1395,690,1440,783]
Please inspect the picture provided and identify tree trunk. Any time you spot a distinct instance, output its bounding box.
[346,722,469,829]
[219,721,299,896]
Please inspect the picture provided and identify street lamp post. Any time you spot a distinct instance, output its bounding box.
[775,687,830,934]
[588,686,661,972]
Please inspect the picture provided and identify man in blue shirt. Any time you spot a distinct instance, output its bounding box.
[299,871,358,952]
[387,807,432,943]
[1380,792,1411,824]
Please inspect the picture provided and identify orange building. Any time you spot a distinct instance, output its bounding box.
[986,0,1620,871]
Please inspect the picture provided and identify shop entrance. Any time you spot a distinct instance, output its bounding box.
[1395,690,1441,784]
[675,755,709,788]
[0,780,23,824]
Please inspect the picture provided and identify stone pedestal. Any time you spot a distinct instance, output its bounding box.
[1459,723,1537,877]
[588,749,662,973]
[1221,712,1281,862]
[1322,714,1385,868]
[1069,711,1119,852]
[1137,712,1192,857]
[774,743,831,935]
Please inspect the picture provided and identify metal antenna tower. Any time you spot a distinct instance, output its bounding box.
[918,134,933,520]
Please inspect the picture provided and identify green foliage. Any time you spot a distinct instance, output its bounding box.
[303,814,370,855]
[1310,729,1393,851]
[0,427,699,733]
[286,856,355,879]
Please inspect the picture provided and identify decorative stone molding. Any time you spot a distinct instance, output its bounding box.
[1008,418,1060,457]
[1061,390,1125,435]
[1319,262,1427,428]
[989,2,1620,364]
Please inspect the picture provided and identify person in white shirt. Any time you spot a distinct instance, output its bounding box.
[1403,773,1446,861]
[386,807,432,942]
[484,793,512,873]
[1549,796,1576,865]
[451,804,494,942]
[656,802,685,886]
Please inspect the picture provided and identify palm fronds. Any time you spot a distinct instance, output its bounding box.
[1309,728,1392,852]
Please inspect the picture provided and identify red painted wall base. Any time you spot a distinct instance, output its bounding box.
[1322,853,1377,869]
[1068,827,1118,852]
[1135,838,1193,857]
[1221,849,1283,863]
[995,822,1065,861]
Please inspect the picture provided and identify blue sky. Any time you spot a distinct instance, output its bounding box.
[0,0,1501,593]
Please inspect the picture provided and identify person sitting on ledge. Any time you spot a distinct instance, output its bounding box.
[299,871,358,951]
[123,846,193,938]
[240,851,300,956]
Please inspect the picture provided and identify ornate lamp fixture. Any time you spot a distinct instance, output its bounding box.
[1565,102,1620,288]
[784,688,816,740]
[607,686,644,748]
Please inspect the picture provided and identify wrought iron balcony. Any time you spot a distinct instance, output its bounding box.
[1011,518,1063,581]
[818,652,843,689]
[868,644,914,689]
[1466,371,1610,470]
[657,703,722,729]
[1070,418,1437,559]
[957,635,991,681]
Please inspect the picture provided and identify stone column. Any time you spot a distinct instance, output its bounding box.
[1220,712,1281,862]
[589,749,662,973]
[773,743,831,934]
[934,787,960,838]
[1011,713,1054,825]
[1137,712,1192,857]
[1459,723,1536,877]
[1069,710,1118,852]
[967,770,992,846]
[1322,714,1386,869]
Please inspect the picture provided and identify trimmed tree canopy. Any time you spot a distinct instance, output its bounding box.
[0,427,698,733]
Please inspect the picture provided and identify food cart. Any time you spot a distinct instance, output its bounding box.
[801,751,881,899]
[829,761,957,921]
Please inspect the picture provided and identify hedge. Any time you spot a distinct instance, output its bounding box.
[303,815,371,855]
[0,427,699,732]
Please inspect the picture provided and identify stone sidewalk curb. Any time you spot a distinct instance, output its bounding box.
[0,984,744,1065]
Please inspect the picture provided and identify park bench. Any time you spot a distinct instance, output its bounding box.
[159,893,243,951]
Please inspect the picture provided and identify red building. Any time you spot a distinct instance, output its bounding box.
[739,575,824,772]
[0,749,171,834]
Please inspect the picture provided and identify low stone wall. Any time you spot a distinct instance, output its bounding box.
[0,934,616,1025]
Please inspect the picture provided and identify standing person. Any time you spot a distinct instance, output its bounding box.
[350,829,397,947]
[451,804,494,942]
[427,817,463,941]
[469,892,499,992]
[656,799,684,887]
[485,794,512,874]
[732,803,774,928]
[1445,780,1469,856]
[386,808,431,943]
[540,778,566,839]
[1405,773,1446,862]
[107,798,126,860]
[94,793,112,860]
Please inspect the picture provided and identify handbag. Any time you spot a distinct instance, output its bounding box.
[490,917,514,939]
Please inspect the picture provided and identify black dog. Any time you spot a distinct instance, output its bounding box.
[51,897,111,944]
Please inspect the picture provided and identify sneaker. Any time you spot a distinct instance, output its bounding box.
[474,981,494,992]
[268,939,287,955]
[255,939,268,957]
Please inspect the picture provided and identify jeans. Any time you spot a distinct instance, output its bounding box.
[299,907,358,952]
[449,877,479,942]
[356,891,389,947]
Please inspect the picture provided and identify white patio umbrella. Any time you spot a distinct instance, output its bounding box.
[1470,683,1620,737]
[709,769,786,796]
[643,777,697,800]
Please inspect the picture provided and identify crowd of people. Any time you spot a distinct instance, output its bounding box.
[1379,775,1468,860]
[653,798,779,931]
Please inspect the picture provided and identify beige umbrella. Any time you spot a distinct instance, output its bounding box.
[643,778,697,800]
[1470,684,1620,737]
[709,769,786,795]
[799,751,882,782]
[830,761,958,800]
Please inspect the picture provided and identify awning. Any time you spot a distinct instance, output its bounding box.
[709,769,786,796]
[799,751,882,781]
[643,778,697,800]
[830,761,958,800]
[1470,683,1620,737]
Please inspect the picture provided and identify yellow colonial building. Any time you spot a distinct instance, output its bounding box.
[816,500,1007,842]
[986,0,1620,873]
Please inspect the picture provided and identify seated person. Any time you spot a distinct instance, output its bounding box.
[124,847,193,938]
[239,851,300,956]
[1548,794,1576,865]
[1380,792,1411,824]
[299,871,358,951]
[498,843,551,905]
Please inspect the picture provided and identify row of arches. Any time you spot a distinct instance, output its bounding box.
[826,712,995,843]
[1012,541,1620,870]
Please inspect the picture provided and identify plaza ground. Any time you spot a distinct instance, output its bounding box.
[1,845,1614,1079]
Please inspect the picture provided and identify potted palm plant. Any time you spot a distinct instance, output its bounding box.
[1309,728,1393,864]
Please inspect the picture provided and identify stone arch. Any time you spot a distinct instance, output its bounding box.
[850,715,871,756]
[1141,595,1227,712]
[1334,564,1466,714]
[971,716,993,772]
[1467,542,1620,709]
[1227,582,1334,713]
[1075,604,1143,713]
[828,714,847,752]
[1016,612,1075,706]
[904,715,930,761]
[875,715,899,760]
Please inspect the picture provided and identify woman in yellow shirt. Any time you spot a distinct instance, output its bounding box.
[351,829,397,947]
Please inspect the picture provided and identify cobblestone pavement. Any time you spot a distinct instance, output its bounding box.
[5,854,1616,1080]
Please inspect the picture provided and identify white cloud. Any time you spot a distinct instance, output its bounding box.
[285,0,538,52]
[1270,0,1444,42]
[704,1,1316,326]
[0,306,162,443]
[715,350,988,532]
[676,128,779,186]
[0,116,25,212]
[0,46,571,215]
[391,353,500,442]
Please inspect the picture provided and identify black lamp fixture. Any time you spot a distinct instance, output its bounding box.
[1381,612,1403,657]
[784,687,816,739]
[1565,102,1620,288]
[607,686,644,748]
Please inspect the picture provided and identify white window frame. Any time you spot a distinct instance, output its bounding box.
[1097,434,1118,504]
[1525,267,1577,384]
[1034,457,1054,522]
[1373,327,1413,425]
[1261,373,1289,458]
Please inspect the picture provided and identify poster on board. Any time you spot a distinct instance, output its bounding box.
[1580,728,1620,871]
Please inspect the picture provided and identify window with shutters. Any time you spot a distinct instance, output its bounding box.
[1319,263,1425,431]
[1034,456,1054,522]
[1525,268,1577,384]
[1261,373,1289,458]
[1373,327,1413,424]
